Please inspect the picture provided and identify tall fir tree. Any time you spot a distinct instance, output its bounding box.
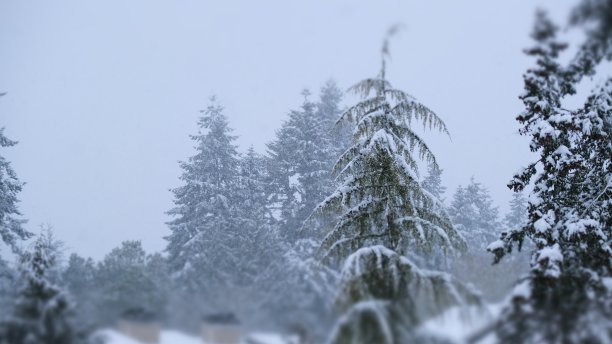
[165,98,278,324]
[422,164,447,203]
[238,147,275,237]
[0,230,83,344]
[266,90,337,240]
[501,190,531,283]
[419,165,450,269]
[316,28,478,343]
[262,81,347,339]
[0,94,30,253]
[447,178,501,252]
[488,11,611,343]
[567,0,612,80]
[317,80,344,127]
[448,181,525,302]
[165,97,240,298]
[504,191,528,231]
[232,146,292,327]
[237,147,284,280]
[317,79,350,159]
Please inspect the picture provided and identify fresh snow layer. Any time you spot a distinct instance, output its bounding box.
[96,330,142,344]
[161,331,203,344]
[247,332,299,344]
[420,303,503,344]
[97,329,202,344]
[98,304,502,344]
[98,329,294,344]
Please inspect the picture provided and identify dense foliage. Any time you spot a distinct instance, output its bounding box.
[488,9,612,343]
[0,231,83,344]
[0,2,609,342]
[316,29,479,344]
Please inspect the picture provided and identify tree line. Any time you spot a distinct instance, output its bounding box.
[0,0,609,343]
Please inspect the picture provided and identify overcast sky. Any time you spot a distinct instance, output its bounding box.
[0,0,589,259]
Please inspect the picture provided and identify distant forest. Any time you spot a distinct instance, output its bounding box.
[0,1,610,343]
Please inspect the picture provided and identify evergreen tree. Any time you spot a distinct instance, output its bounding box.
[0,257,17,323]
[316,28,477,343]
[417,165,450,269]
[144,252,170,308]
[266,90,337,240]
[238,147,275,235]
[422,164,447,203]
[317,79,350,159]
[62,254,98,331]
[447,182,525,302]
[317,80,344,127]
[260,237,337,340]
[568,0,612,80]
[0,94,30,253]
[232,147,289,326]
[262,81,347,339]
[165,98,279,323]
[488,11,611,343]
[0,230,83,344]
[504,191,528,231]
[236,147,283,283]
[95,241,165,326]
[501,190,531,286]
[165,97,240,298]
[447,178,500,252]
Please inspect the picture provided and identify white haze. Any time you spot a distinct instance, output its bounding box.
[0,0,582,258]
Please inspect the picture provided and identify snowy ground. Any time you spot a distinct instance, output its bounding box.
[97,330,200,344]
[97,329,294,344]
[421,303,502,343]
[99,304,501,344]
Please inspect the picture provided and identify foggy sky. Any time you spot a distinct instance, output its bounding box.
[0,0,585,259]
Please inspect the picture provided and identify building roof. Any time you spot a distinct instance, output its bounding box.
[120,307,159,322]
[202,312,240,325]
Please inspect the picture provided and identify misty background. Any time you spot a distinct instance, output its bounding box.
[0,0,587,259]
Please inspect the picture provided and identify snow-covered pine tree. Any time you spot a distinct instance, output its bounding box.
[316,28,477,343]
[447,180,525,301]
[260,237,338,341]
[417,165,451,270]
[262,85,346,335]
[165,97,241,298]
[503,192,528,231]
[317,80,344,128]
[447,178,501,252]
[237,147,285,281]
[266,90,337,240]
[488,11,612,343]
[232,145,336,336]
[0,230,83,344]
[422,164,447,203]
[232,146,291,327]
[317,79,350,159]
[0,94,30,253]
[501,191,531,284]
[567,0,612,81]
[259,82,347,339]
[266,93,309,238]
[238,147,275,236]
